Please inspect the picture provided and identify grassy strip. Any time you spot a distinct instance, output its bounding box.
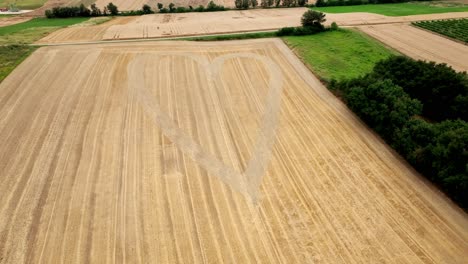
[0,45,37,83]
[283,29,398,81]
[413,18,468,43]
[0,0,47,10]
[312,2,468,16]
[0,17,89,44]
[178,31,278,41]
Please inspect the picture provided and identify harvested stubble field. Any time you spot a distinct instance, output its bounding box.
[0,39,467,263]
[357,23,468,72]
[36,9,468,44]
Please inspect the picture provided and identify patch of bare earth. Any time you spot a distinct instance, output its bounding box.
[0,16,31,27]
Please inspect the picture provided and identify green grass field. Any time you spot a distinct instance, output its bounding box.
[312,2,468,16]
[283,29,397,81]
[0,0,47,10]
[413,18,468,43]
[0,17,88,83]
[0,17,89,44]
[0,45,37,83]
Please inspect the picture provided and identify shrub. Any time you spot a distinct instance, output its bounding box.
[176,6,187,12]
[194,5,205,11]
[330,21,339,30]
[251,0,259,7]
[276,27,296,36]
[157,3,163,9]
[298,0,308,6]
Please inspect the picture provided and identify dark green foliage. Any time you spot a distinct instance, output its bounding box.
[169,3,175,12]
[194,5,205,11]
[276,24,326,36]
[206,1,226,11]
[142,4,153,14]
[332,55,468,208]
[298,0,307,6]
[372,56,468,121]
[45,5,91,18]
[301,10,326,27]
[276,27,296,36]
[235,0,243,8]
[330,21,339,30]
[157,3,163,9]
[251,0,259,7]
[343,78,422,140]
[107,2,119,15]
[90,4,101,16]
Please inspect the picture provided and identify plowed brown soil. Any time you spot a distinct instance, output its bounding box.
[0,39,467,263]
[358,23,468,71]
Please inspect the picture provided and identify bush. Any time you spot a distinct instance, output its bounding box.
[330,21,339,30]
[194,5,205,11]
[276,27,296,36]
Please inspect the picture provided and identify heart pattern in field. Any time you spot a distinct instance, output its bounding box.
[127,52,283,203]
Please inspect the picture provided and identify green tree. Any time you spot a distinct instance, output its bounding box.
[90,4,101,16]
[142,4,153,14]
[344,79,422,141]
[301,10,326,27]
[106,2,119,15]
[251,0,258,7]
[168,3,175,12]
[157,3,163,9]
[372,56,468,121]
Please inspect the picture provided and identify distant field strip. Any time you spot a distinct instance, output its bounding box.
[358,23,468,71]
[413,18,468,43]
[312,2,468,16]
[0,39,467,263]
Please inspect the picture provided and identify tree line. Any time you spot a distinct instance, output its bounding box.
[330,56,468,208]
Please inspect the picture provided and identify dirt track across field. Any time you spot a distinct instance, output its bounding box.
[0,16,31,27]
[0,39,467,263]
[37,9,468,44]
[358,23,468,71]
